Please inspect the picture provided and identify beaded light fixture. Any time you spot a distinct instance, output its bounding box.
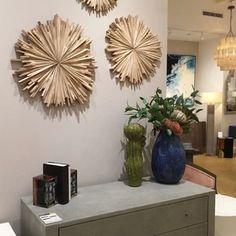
[215,4,236,70]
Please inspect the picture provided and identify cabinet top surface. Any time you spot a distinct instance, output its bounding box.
[22,180,214,227]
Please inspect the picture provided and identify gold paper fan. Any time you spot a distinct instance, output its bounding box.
[106,15,162,84]
[80,0,117,14]
[13,15,96,107]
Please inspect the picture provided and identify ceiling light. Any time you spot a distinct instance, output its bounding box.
[215,4,236,70]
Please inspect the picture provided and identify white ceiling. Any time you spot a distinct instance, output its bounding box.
[168,0,236,41]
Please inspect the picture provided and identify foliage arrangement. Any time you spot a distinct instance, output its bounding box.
[125,87,202,136]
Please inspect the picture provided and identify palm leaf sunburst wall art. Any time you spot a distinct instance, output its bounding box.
[13,15,96,107]
[106,15,162,84]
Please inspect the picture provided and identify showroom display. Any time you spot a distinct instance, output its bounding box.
[125,88,202,184]
[13,15,96,107]
[106,15,162,84]
[21,181,215,236]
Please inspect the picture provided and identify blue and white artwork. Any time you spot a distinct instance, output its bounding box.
[166,54,196,97]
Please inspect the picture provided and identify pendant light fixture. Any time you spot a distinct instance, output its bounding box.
[215,3,236,70]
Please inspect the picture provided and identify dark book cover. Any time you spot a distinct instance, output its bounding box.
[33,175,57,208]
[43,162,70,204]
[71,169,78,197]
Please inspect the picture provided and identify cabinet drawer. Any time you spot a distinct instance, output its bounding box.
[59,197,208,236]
[159,223,208,236]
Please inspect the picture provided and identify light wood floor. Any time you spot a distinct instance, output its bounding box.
[194,155,236,197]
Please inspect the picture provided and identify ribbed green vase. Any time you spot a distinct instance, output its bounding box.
[124,123,145,187]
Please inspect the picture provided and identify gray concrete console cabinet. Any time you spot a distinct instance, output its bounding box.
[21,180,215,236]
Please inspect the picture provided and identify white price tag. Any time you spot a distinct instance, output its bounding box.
[39,213,62,224]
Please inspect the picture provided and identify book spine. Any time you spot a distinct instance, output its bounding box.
[33,177,38,206]
[71,169,78,197]
[68,165,71,201]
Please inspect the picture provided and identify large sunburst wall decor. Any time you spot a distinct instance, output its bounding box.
[80,0,117,15]
[13,15,96,107]
[106,15,162,84]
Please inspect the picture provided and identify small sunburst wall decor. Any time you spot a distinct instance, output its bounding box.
[13,15,96,107]
[106,15,162,84]
[80,0,117,15]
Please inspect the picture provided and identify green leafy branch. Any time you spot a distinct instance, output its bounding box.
[125,87,202,134]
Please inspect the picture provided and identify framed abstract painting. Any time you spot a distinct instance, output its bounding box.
[166,54,196,97]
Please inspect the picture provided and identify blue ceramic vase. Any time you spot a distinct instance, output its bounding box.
[151,132,186,184]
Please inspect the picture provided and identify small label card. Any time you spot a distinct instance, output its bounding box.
[39,213,62,224]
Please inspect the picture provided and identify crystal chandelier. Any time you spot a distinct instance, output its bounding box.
[215,5,236,71]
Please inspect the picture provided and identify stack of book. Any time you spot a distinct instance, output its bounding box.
[33,162,78,208]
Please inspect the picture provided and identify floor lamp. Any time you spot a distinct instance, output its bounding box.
[201,92,222,155]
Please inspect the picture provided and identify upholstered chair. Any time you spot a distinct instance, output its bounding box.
[183,163,236,236]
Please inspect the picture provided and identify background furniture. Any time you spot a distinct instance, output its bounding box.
[183,163,236,236]
[229,125,236,138]
[229,125,236,156]
[216,137,233,158]
[181,121,206,154]
[0,223,16,236]
[21,181,215,236]
[183,143,201,163]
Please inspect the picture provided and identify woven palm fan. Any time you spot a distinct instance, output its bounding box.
[106,15,162,84]
[12,15,96,107]
[80,0,117,15]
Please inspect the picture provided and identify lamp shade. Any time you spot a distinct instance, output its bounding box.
[200,92,222,105]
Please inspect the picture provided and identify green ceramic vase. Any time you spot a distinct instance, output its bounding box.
[124,123,145,187]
